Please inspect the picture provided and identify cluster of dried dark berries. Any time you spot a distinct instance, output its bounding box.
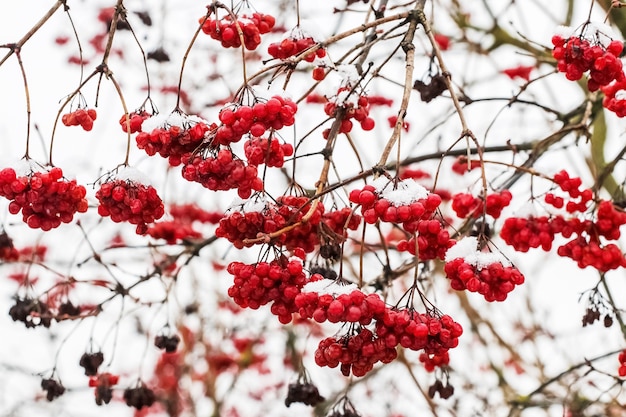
[9,297,51,328]
[154,334,180,352]
[79,351,104,376]
[123,384,156,409]
[285,381,325,407]
[41,378,65,401]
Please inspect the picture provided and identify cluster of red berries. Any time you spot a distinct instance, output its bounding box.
[226,259,309,324]
[62,108,98,131]
[146,221,202,244]
[321,207,362,237]
[244,137,294,167]
[500,215,557,252]
[181,149,263,199]
[375,309,463,357]
[396,219,455,261]
[322,91,375,138]
[444,257,525,302]
[501,171,626,271]
[135,118,211,166]
[214,97,298,146]
[0,167,88,231]
[119,111,150,133]
[451,190,512,219]
[169,203,224,224]
[294,287,386,324]
[96,179,165,234]
[268,36,326,62]
[200,12,275,50]
[551,35,624,91]
[552,170,593,213]
[452,156,481,175]
[215,196,324,252]
[618,349,626,377]
[556,237,626,271]
[314,327,397,377]
[420,351,450,372]
[348,181,442,232]
[601,79,626,117]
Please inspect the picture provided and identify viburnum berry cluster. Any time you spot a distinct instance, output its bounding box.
[321,88,375,138]
[375,308,463,369]
[451,190,512,219]
[443,237,525,302]
[62,108,98,131]
[119,110,150,133]
[215,195,325,252]
[200,12,275,50]
[135,112,212,166]
[501,170,626,272]
[268,35,326,62]
[96,172,165,234]
[181,148,263,199]
[0,166,88,231]
[244,136,294,167]
[314,327,397,377]
[396,219,455,261]
[295,280,386,324]
[551,30,624,91]
[226,257,310,324]
[349,177,442,232]
[214,96,298,146]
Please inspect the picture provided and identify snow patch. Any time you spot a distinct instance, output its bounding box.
[301,279,358,296]
[142,112,209,132]
[114,166,151,185]
[371,177,429,206]
[445,236,511,269]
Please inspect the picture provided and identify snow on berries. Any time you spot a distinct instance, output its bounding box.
[321,88,376,138]
[295,279,386,324]
[135,112,212,166]
[551,24,624,91]
[214,96,298,146]
[62,108,97,131]
[0,165,88,231]
[226,257,309,324]
[181,148,263,199]
[95,168,165,234]
[200,12,275,50]
[215,195,325,252]
[349,177,441,232]
[444,236,525,302]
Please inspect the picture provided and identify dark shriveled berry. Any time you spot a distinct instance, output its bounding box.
[41,378,65,401]
[124,384,156,409]
[154,334,180,352]
[79,352,104,376]
[285,381,325,407]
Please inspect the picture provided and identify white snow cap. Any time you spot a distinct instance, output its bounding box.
[554,23,619,47]
[226,195,269,213]
[302,279,358,296]
[114,166,151,185]
[371,177,429,206]
[142,112,209,132]
[444,236,511,269]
